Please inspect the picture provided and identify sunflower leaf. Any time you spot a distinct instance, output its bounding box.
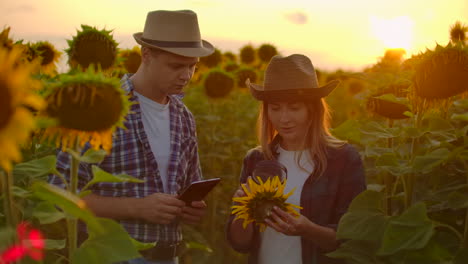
[81,166,144,192]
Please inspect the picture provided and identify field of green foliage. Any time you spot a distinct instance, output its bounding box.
[1,21,468,263]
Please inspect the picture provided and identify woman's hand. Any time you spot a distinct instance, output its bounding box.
[264,206,311,236]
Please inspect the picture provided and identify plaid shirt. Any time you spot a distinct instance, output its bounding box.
[49,74,202,243]
[226,138,366,264]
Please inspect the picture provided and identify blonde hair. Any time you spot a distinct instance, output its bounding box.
[257,98,345,179]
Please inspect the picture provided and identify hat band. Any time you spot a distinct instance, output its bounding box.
[141,37,202,48]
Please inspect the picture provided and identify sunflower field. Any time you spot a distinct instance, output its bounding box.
[1,21,468,263]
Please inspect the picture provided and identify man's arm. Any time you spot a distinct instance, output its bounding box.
[83,193,185,225]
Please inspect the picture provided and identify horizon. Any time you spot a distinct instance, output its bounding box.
[2,0,467,72]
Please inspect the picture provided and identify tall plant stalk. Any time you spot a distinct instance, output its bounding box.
[1,170,17,231]
[405,110,424,209]
[464,161,468,247]
[66,142,80,262]
[384,119,394,215]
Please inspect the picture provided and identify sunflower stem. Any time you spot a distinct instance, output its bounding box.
[464,161,468,247]
[384,119,394,215]
[1,170,17,234]
[67,142,80,262]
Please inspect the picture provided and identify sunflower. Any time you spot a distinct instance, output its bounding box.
[0,46,44,171]
[40,69,131,152]
[410,42,468,112]
[0,27,14,51]
[118,46,141,73]
[32,41,62,75]
[232,176,302,231]
[66,25,118,71]
[204,69,234,99]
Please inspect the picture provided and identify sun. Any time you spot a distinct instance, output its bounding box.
[370,16,414,51]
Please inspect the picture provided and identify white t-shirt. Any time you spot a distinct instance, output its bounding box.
[134,91,171,192]
[258,146,314,264]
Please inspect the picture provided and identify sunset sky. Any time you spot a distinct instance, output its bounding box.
[1,0,467,71]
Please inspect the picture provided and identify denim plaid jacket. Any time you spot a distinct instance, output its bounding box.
[226,139,366,264]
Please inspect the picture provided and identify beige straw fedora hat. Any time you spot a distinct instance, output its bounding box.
[133,10,214,57]
[247,54,340,101]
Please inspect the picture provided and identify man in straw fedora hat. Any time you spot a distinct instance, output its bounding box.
[51,9,214,264]
[227,54,366,264]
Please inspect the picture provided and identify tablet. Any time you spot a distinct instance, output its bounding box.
[178,178,221,204]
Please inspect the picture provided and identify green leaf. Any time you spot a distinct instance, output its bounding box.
[348,190,384,213]
[32,201,66,224]
[185,241,213,253]
[72,218,141,264]
[331,120,361,143]
[327,240,384,264]
[81,166,144,191]
[446,191,468,209]
[32,182,103,232]
[404,127,425,139]
[451,113,468,122]
[401,237,454,264]
[426,117,454,132]
[66,148,107,164]
[12,155,57,180]
[79,190,92,198]
[45,239,66,250]
[360,121,399,139]
[12,186,30,198]
[412,148,450,174]
[130,237,156,251]
[374,93,409,105]
[377,203,434,256]
[337,191,388,241]
[0,227,15,248]
[453,247,468,264]
[364,146,392,158]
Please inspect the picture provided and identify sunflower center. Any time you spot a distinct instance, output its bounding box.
[46,83,123,131]
[37,45,55,66]
[72,33,116,70]
[0,79,13,130]
[252,199,278,222]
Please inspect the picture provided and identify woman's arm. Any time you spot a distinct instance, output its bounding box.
[266,207,339,252]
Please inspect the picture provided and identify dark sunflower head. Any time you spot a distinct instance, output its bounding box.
[367,82,411,120]
[34,42,61,66]
[44,71,127,131]
[235,67,257,88]
[199,48,222,68]
[41,69,131,151]
[66,25,118,71]
[240,45,256,65]
[257,43,278,63]
[203,69,234,99]
[413,42,468,100]
[0,75,13,130]
[450,21,467,43]
[347,79,365,96]
[224,62,239,72]
[223,52,237,63]
[118,46,141,73]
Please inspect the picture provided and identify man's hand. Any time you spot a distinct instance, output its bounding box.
[136,193,185,225]
[181,201,207,225]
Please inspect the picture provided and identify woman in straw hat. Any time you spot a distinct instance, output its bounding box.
[226,54,366,264]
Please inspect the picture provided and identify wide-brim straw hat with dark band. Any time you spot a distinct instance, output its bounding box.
[134,10,214,57]
[246,54,340,102]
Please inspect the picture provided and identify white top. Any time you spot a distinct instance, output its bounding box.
[258,146,314,264]
[134,91,171,192]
